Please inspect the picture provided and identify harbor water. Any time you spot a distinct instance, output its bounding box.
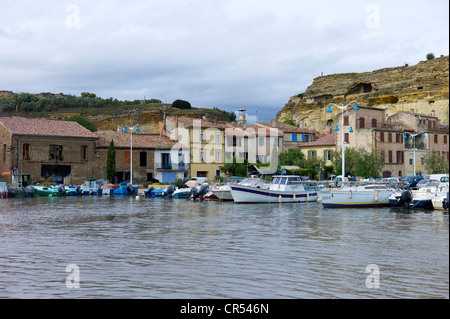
[0,196,448,299]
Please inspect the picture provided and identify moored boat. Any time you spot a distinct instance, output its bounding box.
[33,184,64,196]
[230,175,317,204]
[320,183,396,208]
[6,185,35,197]
[0,182,8,198]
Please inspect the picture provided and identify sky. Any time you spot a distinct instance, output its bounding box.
[1,0,448,123]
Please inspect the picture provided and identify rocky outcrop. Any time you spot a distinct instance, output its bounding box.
[277,56,449,130]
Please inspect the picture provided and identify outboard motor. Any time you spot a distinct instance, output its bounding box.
[126,183,135,194]
[189,187,198,199]
[162,185,175,197]
[396,189,413,209]
[76,185,82,195]
[194,184,210,200]
[144,186,155,198]
[443,192,449,212]
[58,184,65,194]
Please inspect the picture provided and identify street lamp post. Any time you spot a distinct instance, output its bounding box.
[404,131,425,176]
[326,101,359,177]
[123,124,140,185]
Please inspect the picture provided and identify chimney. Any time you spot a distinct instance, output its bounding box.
[271,118,278,127]
[431,110,436,117]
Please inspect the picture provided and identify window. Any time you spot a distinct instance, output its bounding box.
[344,116,349,126]
[215,169,221,177]
[197,171,207,178]
[323,150,333,161]
[388,151,393,163]
[292,134,297,142]
[444,135,448,144]
[215,133,221,144]
[302,135,309,142]
[344,133,349,144]
[388,133,392,143]
[421,154,426,166]
[23,143,31,160]
[396,151,403,163]
[49,145,63,161]
[161,153,170,168]
[140,151,147,167]
[215,150,221,163]
[259,137,264,146]
[409,153,414,165]
[81,145,88,161]
[380,132,384,142]
[372,119,377,128]
[359,117,365,129]
[380,150,385,163]
[308,150,317,159]
[395,134,401,143]
[434,134,438,143]
[200,132,205,143]
[200,149,205,163]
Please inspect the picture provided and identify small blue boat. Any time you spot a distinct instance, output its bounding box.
[113,182,138,196]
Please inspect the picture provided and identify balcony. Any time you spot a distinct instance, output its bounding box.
[155,163,189,171]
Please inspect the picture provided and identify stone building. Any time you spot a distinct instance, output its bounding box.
[95,130,188,184]
[333,106,449,177]
[0,116,99,185]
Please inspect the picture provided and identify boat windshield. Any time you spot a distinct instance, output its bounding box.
[441,177,449,183]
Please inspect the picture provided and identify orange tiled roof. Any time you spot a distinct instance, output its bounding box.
[0,116,98,139]
[301,133,335,147]
[96,130,186,149]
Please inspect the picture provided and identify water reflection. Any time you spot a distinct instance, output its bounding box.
[0,196,448,298]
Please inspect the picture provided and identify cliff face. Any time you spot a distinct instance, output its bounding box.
[277,56,449,130]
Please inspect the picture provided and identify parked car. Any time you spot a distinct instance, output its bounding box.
[401,175,424,189]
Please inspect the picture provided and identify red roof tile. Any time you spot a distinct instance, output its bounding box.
[0,116,98,138]
[301,133,336,147]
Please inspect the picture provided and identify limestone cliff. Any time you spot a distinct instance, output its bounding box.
[277,56,449,130]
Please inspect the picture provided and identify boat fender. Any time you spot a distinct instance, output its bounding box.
[279,195,282,203]
[349,190,352,199]
[214,183,220,188]
[374,191,379,202]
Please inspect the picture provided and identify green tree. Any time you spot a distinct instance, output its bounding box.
[106,140,116,182]
[279,148,305,166]
[426,53,435,60]
[425,151,449,174]
[172,99,192,109]
[332,147,383,177]
[65,115,94,131]
[220,157,249,177]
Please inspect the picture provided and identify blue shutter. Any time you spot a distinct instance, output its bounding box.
[302,135,306,142]
[292,134,297,142]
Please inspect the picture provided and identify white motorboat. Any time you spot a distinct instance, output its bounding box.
[320,183,396,208]
[390,177,449,209]
[432,191,449,211]
[229,175,317,204]
[205,184,233,201]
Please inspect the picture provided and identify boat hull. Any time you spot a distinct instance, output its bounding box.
[321,190,392,208]
[230,184,317,204]
[33,186,62,196]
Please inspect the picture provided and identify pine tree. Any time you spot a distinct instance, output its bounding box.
[106,140,116,182]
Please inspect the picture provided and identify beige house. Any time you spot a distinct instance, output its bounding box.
[0,116,98,185]
[162,116,226,179]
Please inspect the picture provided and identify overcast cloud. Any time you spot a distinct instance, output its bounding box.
[1,0,448,122]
